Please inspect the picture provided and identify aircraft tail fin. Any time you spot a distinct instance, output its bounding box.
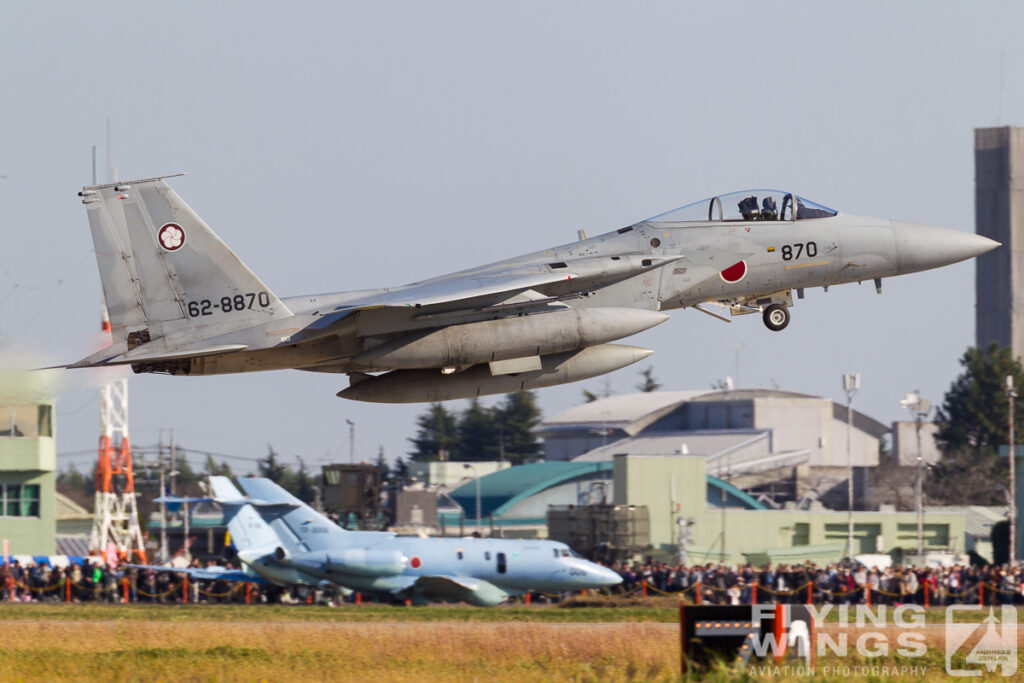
[78,176,292,350]
[209,475,245,502]
[207,476,281,553]
[236,477,349,549]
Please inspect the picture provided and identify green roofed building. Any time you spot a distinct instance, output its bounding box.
[444,460,769,542]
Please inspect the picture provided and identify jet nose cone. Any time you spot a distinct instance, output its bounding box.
[596,565,624,587]
[893,221,1001,274]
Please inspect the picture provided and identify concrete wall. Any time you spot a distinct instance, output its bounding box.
[754,397,879,467]
[976,126,1024,356]
[408,461,511,488]
[0,403,56,556]
[540,430,628,461]
[892,421,941,467]
[613,454,705,554]
[612,453,966,565]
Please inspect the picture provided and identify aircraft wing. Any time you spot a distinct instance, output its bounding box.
[393,574,510,607]
[298,254,687,348]
[378,270,580,309]
[125,564,271,584]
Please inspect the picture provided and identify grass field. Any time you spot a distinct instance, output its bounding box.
[1,602,1023,681]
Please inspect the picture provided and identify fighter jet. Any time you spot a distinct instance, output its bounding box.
[67,179,998,402]
[184,476,620,606]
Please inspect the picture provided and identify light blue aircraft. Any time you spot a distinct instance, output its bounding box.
[196,476,621,606]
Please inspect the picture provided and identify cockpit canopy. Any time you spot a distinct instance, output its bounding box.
[647,190,837,223]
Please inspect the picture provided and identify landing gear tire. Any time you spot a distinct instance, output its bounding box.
[763,304,790,331]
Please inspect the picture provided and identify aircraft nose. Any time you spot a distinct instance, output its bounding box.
[588,563,623,587]
[893,221,1000,274]
[596,565,623,587]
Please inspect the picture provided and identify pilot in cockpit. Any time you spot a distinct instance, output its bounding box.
[761,196,777,221]
[738,195,759,221]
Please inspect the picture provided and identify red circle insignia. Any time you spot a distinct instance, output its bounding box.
[158,223,186,251]
[719,260,747,284]
[410,556,422,569]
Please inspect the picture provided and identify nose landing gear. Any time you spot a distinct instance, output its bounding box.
[763,304,790,331]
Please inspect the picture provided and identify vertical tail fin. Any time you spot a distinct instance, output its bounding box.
[209,476,282,552]
[79,176,292,348]
[235,477,349,551]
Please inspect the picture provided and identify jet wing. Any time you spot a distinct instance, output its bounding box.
[393,574,510,607]
[377,271,580,309]
[305,255,683,335]
[125,563,271,584]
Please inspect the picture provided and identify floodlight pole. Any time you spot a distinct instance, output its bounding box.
[843,373,860,561]
[1007,375,1017,567]
[901,391,931,557]
[346,419,355,464]
[915,411,924,556]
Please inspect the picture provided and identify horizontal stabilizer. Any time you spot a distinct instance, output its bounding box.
[69,343,248,368]
[125,563,270,584]
[81,173,186,191]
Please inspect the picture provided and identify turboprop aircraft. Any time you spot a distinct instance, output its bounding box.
[181,476,620,606]
[66,178,998,402]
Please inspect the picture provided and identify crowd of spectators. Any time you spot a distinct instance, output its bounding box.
[4,556,1023,606]
[0,558,312,604]
[612,560,1024,605]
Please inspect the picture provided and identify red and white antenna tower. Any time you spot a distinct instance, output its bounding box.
[88,306,147,562]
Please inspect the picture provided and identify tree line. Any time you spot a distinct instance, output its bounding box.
[927,341,1024,506]
[407,392,542,464]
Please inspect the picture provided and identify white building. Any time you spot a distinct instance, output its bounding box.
[535,389,889,509]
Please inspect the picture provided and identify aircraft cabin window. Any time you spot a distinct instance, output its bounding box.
[457,551,463,560]
[484,551,491,561]
[553,549,559,558]
[497,552,507,574]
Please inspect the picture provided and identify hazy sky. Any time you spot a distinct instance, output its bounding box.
[1,2,1021,474]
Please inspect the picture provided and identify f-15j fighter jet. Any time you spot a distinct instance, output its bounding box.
[67,179,998,402]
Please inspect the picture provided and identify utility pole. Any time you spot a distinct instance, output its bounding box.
[169,430,177,496]
[720,459,728,563]
[901,391,932,557]
[346,419,355,464]
[159,468,168,562]
[463,463,481,536]
[843,373,860,560]
[1007,375,1017,566]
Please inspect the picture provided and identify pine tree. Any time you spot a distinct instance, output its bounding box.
[927,342,1024,505]
[636,366,661,392]
[291,457,317,504]
[408,403,460,461]
[258,445,288,483]
[495,392,541,464]
[935,342,1024,454]
[203,454,232,477]
[457,398,501,461]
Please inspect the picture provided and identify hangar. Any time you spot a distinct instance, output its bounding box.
[445,389,966,564]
